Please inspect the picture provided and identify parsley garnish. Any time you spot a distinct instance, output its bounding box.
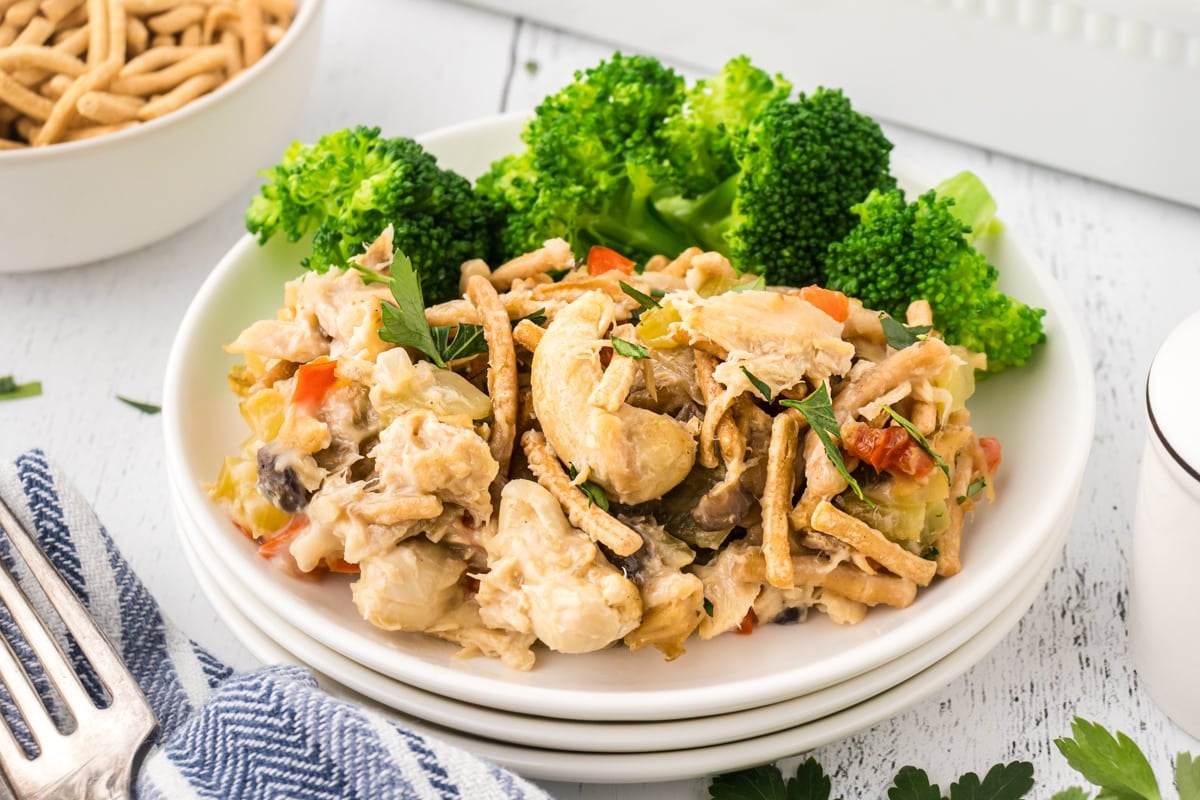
[709,719,1198,800]
[884,406,951,481]
[515,308,547,327]
[1176,753,1200,800]
[880,315,932,350]
[1054,718,1164,800]
[546,268,571,281]
[740,367,773,402]
[709,759,1032,800]
[780,384,866,502]
[702,598,714,617]
[0,375,41,401]
[117,396,162,415]
[379,251,490,367]
[431,323,488,363]
[611,336,649,360]
[567,463,610,512]
[380,251,445,366]
[619,280,661,309]
[922,546,939,560]
[958,477,987,504]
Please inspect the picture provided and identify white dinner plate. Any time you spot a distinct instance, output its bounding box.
[176,485,1067,783]
[163,111,1095,721]
[171,463,1073,754]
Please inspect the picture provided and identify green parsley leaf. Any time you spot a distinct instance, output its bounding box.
[431,324,488,363]
[116,396,162,415]
[379,251,446,368]
[780,384,867,502]
[922,546,939,560]
[702,598,714,617]
[791,759,833,800]
[880,315,932,350]
[546,268,571,281]
[1048,789,1090,800]
[884,406,951,481]
[728,276,767,294]
[515,308,547,327]
[1176,752,1200,800]
[888,766,941,800]
[611,336,649,360]
[947,761,1034,800]
[0,375,42,402]
[708,760,831,800]
[1054,717,1162,800]
[619,280,661,309]
[741,367,773,402]
[709,764,789,800]
[958,478,987,505]
[523,59,539,75]
[567,463,610,512]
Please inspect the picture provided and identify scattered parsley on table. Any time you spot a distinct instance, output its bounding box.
[707,718,1199,800]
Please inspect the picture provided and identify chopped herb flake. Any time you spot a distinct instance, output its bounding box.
[619,280,661,309]
[515,308,548,327]
[958,477,987,504]
[0,375,42,402]
[884,406,951,481]
[568,463,610,511]
[431,323,489,363]
[740,367,773,402]
[611,336,649,360]
[117,396,162,415]
[780,384,867,502]
[880,314,932,350]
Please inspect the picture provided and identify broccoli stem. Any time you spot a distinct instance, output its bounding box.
[933,171,1002,242]
[651,174,740,256]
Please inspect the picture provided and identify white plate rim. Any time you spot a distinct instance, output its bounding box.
[162,111,1096,721]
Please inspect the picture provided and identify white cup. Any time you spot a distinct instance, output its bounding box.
[1130,309,1200,740]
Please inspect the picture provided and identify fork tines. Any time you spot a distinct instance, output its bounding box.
[0,497,156,799]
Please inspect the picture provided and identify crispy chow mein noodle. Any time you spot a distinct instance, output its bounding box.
[211,229,1002,670]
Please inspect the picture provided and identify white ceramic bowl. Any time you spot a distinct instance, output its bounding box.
[0,0,325,273]
[163,113,1096,721]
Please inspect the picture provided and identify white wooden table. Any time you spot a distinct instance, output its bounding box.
[2,1,1199,796]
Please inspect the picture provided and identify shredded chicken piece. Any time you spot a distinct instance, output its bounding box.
[476,480,641,655]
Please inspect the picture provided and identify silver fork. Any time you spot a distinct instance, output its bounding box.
[0,497,156,799]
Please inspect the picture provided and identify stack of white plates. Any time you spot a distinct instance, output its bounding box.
[162,114,1096,783]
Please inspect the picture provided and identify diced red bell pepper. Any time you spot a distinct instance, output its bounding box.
[586,245,635,276]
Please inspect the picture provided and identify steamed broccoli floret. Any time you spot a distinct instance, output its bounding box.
[725,87,897,284]
[476,53,691,262]
[477,55,896,280]
[246,125,493,303]
[659,54,793,197]
[651,85,895,285]
[823,171,1046,373]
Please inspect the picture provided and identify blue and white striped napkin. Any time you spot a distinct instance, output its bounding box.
[0,450,554,800]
